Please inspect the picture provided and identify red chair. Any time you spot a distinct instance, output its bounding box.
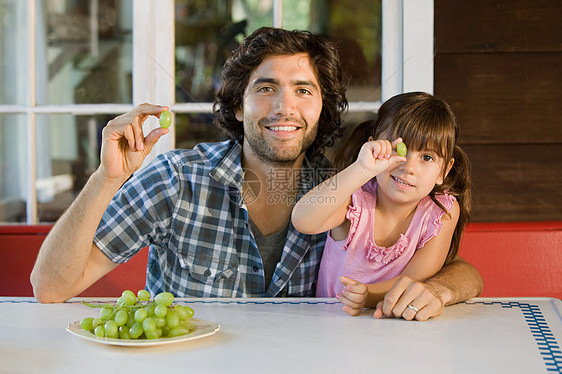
[0,225,148,297]
[459,221,562,298]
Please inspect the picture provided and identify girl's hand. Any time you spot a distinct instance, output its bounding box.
[336,276,368,316]
[355,138,406,178]
[99,103,169,183]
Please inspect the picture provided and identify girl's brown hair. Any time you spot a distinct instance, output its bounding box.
[333,92,471,264]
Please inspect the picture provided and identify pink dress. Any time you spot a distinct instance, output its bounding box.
[316,180,456,297]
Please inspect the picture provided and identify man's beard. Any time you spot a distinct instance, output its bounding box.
[243,117,318,167]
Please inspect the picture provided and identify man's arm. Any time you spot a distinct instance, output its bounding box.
[30,171,122,303]
[373,256,483,321]
[425,256,484,306]
[30,103,169,303]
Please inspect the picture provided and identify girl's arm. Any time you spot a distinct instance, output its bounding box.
[337,200,460,316]
[291,162,370,234]
[292,139,405,235]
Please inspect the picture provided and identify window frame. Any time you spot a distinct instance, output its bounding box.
[1,0,433,224]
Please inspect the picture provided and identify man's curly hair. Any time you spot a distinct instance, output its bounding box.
[213,27,348,157]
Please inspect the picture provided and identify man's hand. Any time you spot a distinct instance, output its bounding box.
[100,103,169,182]
[373,275,447,321]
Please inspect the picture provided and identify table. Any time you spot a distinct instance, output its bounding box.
[1,297,561,373]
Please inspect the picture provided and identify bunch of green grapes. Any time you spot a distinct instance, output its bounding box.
[79,290,195,340]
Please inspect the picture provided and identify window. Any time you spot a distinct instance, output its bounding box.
[0,0,433,224]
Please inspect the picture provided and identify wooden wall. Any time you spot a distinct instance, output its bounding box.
[434,0,562,222]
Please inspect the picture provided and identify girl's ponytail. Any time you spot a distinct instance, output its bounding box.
[434,144,472,264]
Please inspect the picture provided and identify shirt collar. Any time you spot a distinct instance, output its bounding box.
[209,141,332,204]
[209,141,244,188]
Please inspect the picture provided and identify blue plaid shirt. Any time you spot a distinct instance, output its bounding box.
[94,140,331,297]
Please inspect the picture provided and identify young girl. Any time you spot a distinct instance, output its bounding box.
[292,92,471,317]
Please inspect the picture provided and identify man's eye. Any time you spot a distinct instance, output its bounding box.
[297,88,312,95]
[258,86,274,93]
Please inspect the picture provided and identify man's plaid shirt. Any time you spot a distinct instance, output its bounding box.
[94,140,331,297]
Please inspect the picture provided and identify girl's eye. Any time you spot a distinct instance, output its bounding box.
[422,154,435,162]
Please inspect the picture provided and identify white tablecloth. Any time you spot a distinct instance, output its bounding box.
[0,297,560,373]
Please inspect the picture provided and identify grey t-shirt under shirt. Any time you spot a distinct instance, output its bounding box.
[249,218,290,292]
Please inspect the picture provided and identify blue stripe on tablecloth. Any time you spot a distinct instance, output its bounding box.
[465,300,562,373]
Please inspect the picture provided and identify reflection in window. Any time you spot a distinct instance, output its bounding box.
[41,0,133,105]
[174,0,271,103]
[0,115,27,222]
[318,0,382,103]
[0,0,383,223]
[0,0,28,106]
[175,0,380,104]
[35,114,108,223]
[174,112,226,150]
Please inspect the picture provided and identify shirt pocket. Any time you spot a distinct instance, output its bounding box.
[176,243,239,289]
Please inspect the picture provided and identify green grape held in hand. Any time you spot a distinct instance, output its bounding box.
[159,110,172,128]
[396,142,407,157]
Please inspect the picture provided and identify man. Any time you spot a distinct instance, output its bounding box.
[31,28,482,320]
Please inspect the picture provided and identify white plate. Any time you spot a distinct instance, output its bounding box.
[66,318,220,347]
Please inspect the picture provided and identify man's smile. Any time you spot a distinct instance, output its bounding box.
[266,125,300,132]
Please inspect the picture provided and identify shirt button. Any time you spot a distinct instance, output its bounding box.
[204,269,211,277]
[252,266,259,272]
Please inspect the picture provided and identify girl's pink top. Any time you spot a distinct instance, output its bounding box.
[316,180,456,297]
